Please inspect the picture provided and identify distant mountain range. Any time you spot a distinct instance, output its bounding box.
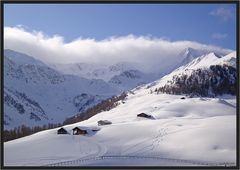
[3,48,236,129]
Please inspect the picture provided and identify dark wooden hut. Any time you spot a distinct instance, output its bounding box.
[72,127,88,135]
[57,127,68,134]
[137,113,153,119]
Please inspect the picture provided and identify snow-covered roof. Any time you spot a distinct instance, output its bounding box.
[72,126,100,131]
[58,127,67,131]
[72,126,88,130]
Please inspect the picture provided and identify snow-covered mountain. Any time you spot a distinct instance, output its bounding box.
[4,54,236,166]
[48,47,232,93]
[173,47,227,70]
[151,52,237,97]
[4,49,120,129]
[49,62,158,92]
[50,61,161,92]
[50,62,160,92]
[180,52,235,70]
[49,62,138,81]
[108,69,158,90]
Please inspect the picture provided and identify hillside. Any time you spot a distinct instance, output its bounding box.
[4,90,236,166]
[4,50,237,166]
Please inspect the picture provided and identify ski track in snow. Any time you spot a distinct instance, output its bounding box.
[59,135,108,164]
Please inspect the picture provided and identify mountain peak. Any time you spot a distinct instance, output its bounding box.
[208,52,221,58]
[175,48,211,69]
[181,52,222,70]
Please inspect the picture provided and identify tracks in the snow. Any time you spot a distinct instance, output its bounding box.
[44,155,235,167]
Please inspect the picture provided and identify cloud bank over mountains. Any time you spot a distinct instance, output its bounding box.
[4,26,233,72]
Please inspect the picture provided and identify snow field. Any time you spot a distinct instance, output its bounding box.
[4,93,236,166]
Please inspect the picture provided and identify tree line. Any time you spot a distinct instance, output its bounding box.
[3,123,62,142]
[154,65,236,97]
[63,92,127,125]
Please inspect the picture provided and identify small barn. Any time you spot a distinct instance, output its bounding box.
[137,113,153,119]
[57,127,68,134]
[72,127,88,135]
[98,120,112,126]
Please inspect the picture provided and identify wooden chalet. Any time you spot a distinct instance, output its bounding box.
[57,127,68,134]
[72,127,88,135]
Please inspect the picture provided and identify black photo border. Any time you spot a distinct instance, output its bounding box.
[0,0,239,169]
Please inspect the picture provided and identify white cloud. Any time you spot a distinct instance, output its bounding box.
[209,7,233,21]
[4,26,233,73]
[212,33,228,39]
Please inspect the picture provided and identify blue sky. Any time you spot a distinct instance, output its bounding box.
[4,4,236,50]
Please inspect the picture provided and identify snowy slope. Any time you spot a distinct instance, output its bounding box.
[217,51,236,68]
[4,52,236,166]
[4,90,236,166]
[4,50,120,129]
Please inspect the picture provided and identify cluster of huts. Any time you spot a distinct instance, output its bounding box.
[57,113,156,135]
[57,120,112,135]
[57,126,100,135]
